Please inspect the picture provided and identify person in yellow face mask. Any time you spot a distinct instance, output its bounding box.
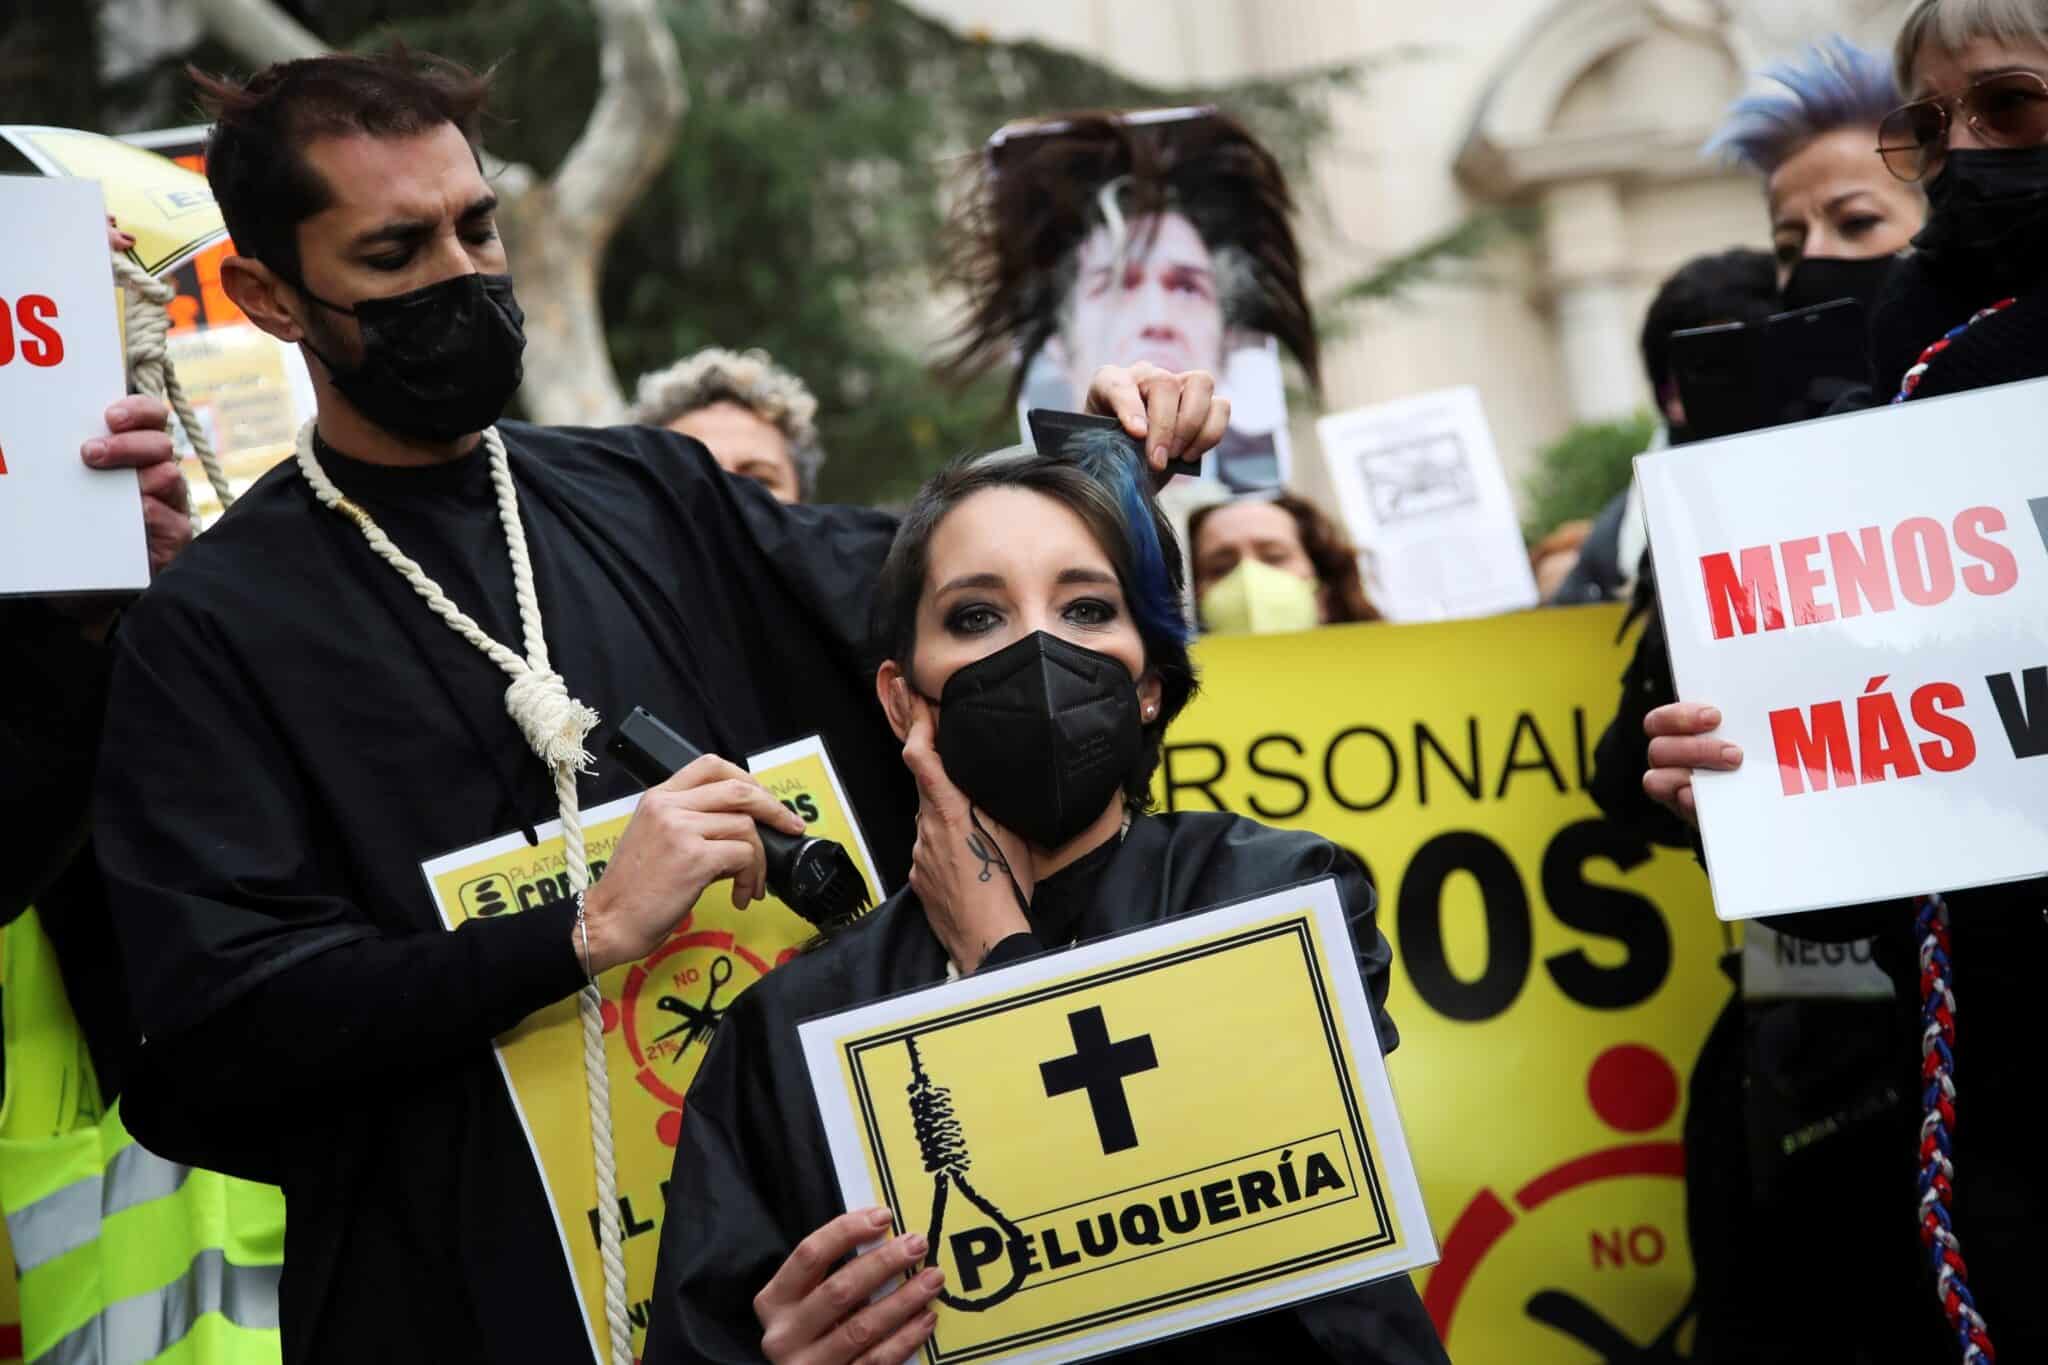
[1188,493,1379,635]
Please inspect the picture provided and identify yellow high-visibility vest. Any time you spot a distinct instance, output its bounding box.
[0,908,285,1364]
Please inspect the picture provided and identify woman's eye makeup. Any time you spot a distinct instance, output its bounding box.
[946,603,1002,635]
[1063,596,1119,627]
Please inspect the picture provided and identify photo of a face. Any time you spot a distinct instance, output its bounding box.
[1020,206,1290,493]
[1053,211,1225,395]
[973,108,1311,494]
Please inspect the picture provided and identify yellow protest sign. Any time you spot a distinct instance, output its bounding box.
[1156,604,1726,1361]
[0,126,224,277]
[120,127,317,520]
[422,735,881,1361]
[801,880,1434,1364]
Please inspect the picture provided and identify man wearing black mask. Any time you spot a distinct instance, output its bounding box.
[92,51,1225,1365]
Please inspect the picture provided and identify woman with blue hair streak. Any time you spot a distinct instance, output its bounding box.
[1708,36,1926,304]
[645,433,1448,1365]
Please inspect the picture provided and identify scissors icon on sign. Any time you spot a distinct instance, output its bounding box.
[651,956,735,1061]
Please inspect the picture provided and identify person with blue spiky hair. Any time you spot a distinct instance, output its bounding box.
[1709,36,1927,302]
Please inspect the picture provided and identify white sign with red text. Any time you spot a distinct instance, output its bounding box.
[1638,376,2048,920]
[0,175,145,596]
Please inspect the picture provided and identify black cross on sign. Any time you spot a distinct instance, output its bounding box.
[1038,1006,1158,1154]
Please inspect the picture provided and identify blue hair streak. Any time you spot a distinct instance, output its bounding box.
[1705,36,1899,176]
[1054,427,1194,648]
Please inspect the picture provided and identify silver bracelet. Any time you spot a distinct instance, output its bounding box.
[575,889,595,985]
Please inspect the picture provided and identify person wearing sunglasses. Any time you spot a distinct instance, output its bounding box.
[1638,5,2048,1361]
[1867,0,2048,396]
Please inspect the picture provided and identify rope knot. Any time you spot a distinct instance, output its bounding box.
[111,254,175,305]
[505,669,601,772]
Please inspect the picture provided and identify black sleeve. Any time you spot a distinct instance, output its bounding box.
[1761,901,1908,945]
[1587,592,1699,851]
[645,993,800,1364]
[1331,844,1401,1055]
[1545,490,1629,606]
[93,593,587,1176]
[977,931,1047,972]
[1,602,115,923]
[120,898,585,1180]
[628,425,898,673]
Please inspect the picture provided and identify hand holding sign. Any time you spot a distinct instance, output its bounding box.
[800,881,1433,1364]
[1637,376,2048,918]
[753,1207,943,1365]
[83,394,187,576]
[1641,703,1743,824]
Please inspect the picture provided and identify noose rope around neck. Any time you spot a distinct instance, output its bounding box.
[905,1035,1028,1312]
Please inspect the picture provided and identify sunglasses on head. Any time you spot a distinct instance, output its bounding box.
[1878,69,2048,181]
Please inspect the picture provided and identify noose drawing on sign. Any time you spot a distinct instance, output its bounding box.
[905,1035,1028,1312]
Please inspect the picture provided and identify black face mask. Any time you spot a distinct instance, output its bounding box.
[1913,147,2048,297]
[1779,254,1899,314]
[922,632,1144,850]
[296,272,526,443]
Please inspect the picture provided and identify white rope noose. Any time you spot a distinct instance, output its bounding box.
[293,420,633,1365]
[111,253,236,514]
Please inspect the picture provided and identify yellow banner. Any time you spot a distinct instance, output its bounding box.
[0,126,224,276]
[803,881,1432,1363]
[120,128,316,521]
[1155,604,1726,1361]
[422,735,882,1360]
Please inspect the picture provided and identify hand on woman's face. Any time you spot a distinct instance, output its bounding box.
[900,487,1158,711]
[1766,124,1925,288]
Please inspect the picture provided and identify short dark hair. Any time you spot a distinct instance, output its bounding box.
[1188,492,1379,625]
[872,437,1197,811]
[1639,248,1779,399]
[190,47,492,284]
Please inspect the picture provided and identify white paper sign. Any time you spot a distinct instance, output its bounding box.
[1316,387,1539,622]
[0,175,146,596]
[1637,376,2048,921]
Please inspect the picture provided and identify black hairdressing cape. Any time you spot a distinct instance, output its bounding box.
[92,422,911,1363]
[644,810,1450,1364]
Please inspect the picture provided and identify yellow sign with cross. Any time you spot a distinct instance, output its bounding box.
[800,878,1435,1364]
